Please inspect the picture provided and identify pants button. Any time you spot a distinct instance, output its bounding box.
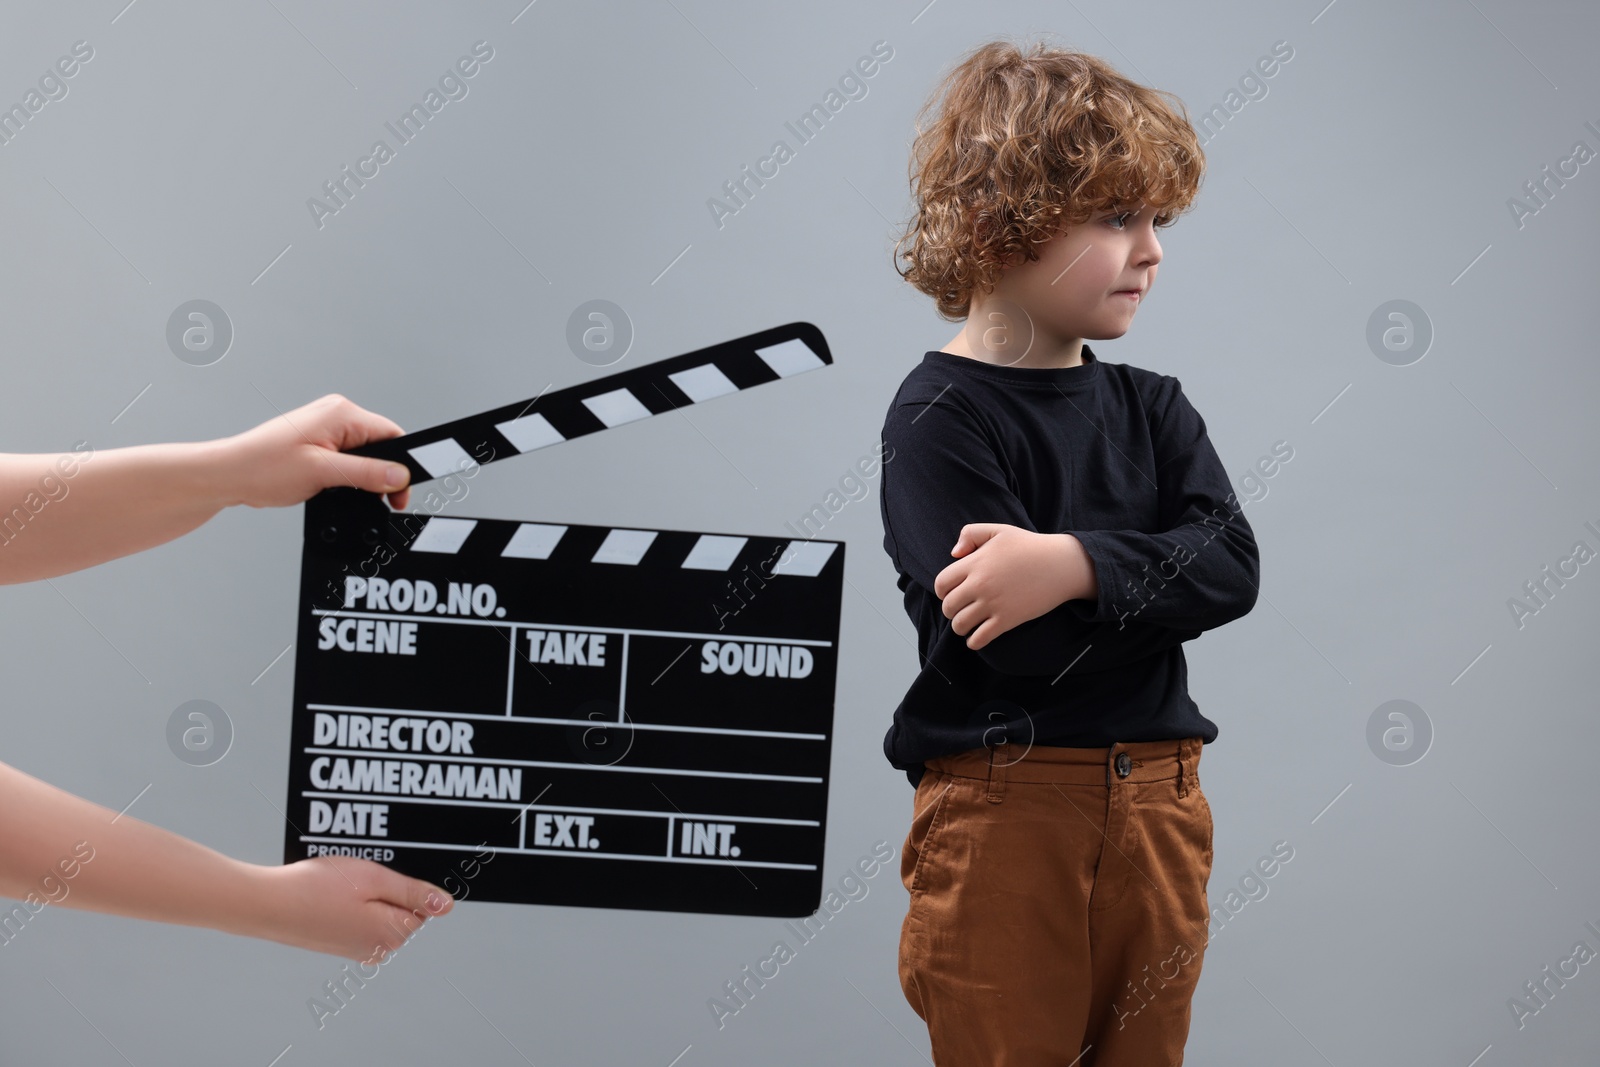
[1114,752,1132,777]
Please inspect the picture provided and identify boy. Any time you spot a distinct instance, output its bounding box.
[879,40,1260,1065]
[0,393,454,962]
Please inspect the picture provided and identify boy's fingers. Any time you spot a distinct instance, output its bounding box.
[967,618,998,650]
[952,524,1001,556]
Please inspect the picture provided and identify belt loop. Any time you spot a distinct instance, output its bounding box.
[1178,739,1193,798]
[986,741,1008,804]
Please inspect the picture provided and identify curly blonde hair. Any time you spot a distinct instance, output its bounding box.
[895,38,1206,320]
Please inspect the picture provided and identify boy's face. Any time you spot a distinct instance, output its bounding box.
[993,202,1162,344]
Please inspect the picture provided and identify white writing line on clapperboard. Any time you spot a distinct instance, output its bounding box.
[302,749,821,783]
[307,703,825,741]
[295,835,817,871]
[301,793,816,826]
[311,607,833,645]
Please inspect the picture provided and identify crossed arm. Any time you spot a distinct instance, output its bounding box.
[881,381,1259,675]
[933,523,1100,651]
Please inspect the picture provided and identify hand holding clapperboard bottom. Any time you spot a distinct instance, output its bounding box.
[0,321,839,964]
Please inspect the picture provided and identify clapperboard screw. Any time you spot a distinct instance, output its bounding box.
[320,525,338,544]
[361,527,381,546]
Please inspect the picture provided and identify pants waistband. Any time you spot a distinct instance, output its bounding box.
[923,737,1204,802]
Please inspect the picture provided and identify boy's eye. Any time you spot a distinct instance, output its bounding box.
[1106,206,1170,229]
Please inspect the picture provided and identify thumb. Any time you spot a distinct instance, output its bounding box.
[329,453,412,495]
[400,875,453,918]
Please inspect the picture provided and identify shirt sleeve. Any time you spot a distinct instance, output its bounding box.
[879,396,1202,677]
[1063,377,1260,632]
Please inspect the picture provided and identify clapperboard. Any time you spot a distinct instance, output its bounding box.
[281,323,844,917]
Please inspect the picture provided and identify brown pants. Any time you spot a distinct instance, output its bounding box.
[898,737,1214,1066]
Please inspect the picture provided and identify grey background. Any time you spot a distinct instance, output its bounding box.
[1,0,1598,1064]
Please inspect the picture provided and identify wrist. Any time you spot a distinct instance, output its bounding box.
[218,857,287,944]
[1054,533,1093,601]
[191,437,243,510]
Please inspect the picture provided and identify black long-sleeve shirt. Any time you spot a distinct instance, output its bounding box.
[878,346,1260,787]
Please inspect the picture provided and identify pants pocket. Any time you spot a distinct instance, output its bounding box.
[1189,771,1214,854]
[1189,779,1216,943]
[900,770,957,898]
[899,770,957,1020]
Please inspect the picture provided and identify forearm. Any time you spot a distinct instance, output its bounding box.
[990,532,1096,611]
[975,605,1197,675]
[0,440,232,585]
[1064,516,1259,631]
[958,532,1121,673]
[0,760,275,940]
[964,531,1096,607]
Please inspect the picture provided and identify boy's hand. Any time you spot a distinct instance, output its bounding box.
[934,524,1092,650]
[255,855,454,963]
[217,394,413,511]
